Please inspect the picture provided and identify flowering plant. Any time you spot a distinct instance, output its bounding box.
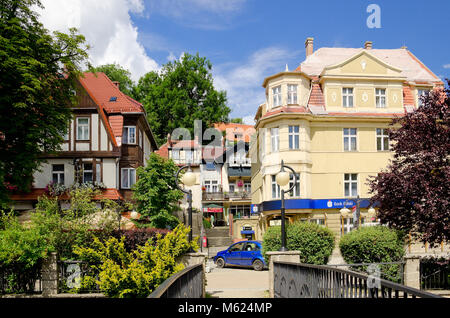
[237,180,244,187]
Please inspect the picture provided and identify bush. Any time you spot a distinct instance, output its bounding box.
[262,221,335,265]
[73,224,198,298]
[339,226,406,282]
[110,228,170,252]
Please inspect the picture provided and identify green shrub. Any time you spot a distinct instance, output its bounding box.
[203,217,211,229]
[73,224,198,298]
[339,226,406,282]
[262,221,335,265]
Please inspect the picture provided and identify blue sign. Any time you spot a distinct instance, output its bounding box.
[261,198,371,211]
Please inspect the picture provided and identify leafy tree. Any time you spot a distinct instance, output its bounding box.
[0,0,90,206]
[369,82,450,246]
[91,63,135,97]
[230,118,243,124]
[132,153,183,229]
[133,53,231,144]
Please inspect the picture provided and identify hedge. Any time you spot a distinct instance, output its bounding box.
[262,221,335,265]
[339,226,406,282]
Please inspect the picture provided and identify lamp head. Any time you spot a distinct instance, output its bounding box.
[181,166,196,187]
[368,207,376,217]
[340,207,351,217]
[276,161,290,186]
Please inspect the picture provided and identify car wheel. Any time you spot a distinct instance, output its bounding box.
[216,257,225,268]
[252,259,264,271]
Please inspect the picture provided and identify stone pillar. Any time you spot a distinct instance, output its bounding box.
[41,252,59,297]
[404,256,421,290]
[266,251,301,298]
[180,252,208,298]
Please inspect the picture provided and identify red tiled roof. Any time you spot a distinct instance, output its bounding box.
[109,115,124,138]
[155,142,169,158]
[261,106,310,120]
[308,83,325,106]
[213,122,255,143]
[79,73,144,114]
[403,85,415,106]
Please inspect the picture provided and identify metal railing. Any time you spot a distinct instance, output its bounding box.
[421,260,450,290]
[148,264,204,298]
[273,261,442,298]
[0,264,42,295]
[328,261,405,284]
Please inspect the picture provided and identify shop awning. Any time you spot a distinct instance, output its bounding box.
[202,204,223,213]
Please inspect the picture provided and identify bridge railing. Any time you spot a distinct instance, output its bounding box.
[273,261,442,298]
[148,263,204,298]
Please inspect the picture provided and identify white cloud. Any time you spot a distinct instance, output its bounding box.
[213,47,301,120]
[37,0,158,82]
[443,64,450,69]
[146,0,247,29]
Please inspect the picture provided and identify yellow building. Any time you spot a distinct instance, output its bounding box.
[250,38,443,240]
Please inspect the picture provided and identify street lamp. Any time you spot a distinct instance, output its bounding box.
[175,164,196,245]
[276,160,297,251]
[339,196,376,230]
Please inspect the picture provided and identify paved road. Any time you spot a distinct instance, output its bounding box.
[205,261,269,298]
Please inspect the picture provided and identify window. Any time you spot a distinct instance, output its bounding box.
[271,128,279,152]
[343,128,357,151]
[204,180,218,192]
[185,150,194,163]
[77,118,90,140]
[229,183,236,193]
[310,218,325,226]
[245,242,260,251]
[287,84,298,104]
[344,174,358,197]
[376,88,386,108]
[123,126,136,144]
[230,205,251,219]
[418,89,430,107]
[289,173,300,197]
[139,130,143,148]
[96,163,101,183]
[342,88,354,108]
[229,242,245,252]
[172,149,180,162]
[271,175,280,199]
[272,86,282,107]
[62,127,69,141]
[376,128,389,151]
[121,168,136,189]
[289,125,300,150]
[244,182,251,193]
[52,164,64,185]
[83,163,93,183]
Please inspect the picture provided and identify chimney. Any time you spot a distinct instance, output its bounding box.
[364,41,373,50]
[305,37,314,58]
[112,81,120,89]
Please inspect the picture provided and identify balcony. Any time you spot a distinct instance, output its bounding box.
[227,164,251,178]
[202,191,228,202]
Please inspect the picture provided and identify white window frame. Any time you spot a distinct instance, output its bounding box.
[76,117,90,141]
[185,150,194,164]
[123,126,136,144]
[96,163,102,183]
[271,127,279,152]
[342,87,354,108]
[288,125,300,150]
[272,86,282,107]
[344,173,358,198]
[271,175,280,199]
[310,218,325,226]
[375,88,386,108]
[244,182,251,193]
[121,168,136,189]
[52,164,65,185]
[139,129,143,148]
[376,128,389,151]
[287,84,298,105]
[289,173,300,198]
[82,163,93,183]
[417,89,429,107]
[343,128,357,151]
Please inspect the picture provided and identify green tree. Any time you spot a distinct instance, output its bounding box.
[132,153,183,229]
[0,0,90,206]
[91,63,135,97]
[133,53,231,144]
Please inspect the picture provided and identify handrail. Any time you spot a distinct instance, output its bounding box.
[148,264,204,298]
[273,261,442,298]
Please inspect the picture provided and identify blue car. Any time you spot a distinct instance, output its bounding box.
[213,241,266,271]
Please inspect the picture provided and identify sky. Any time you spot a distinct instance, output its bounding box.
[37,0,450,124]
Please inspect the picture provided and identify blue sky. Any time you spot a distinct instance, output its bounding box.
[39,0,450,124]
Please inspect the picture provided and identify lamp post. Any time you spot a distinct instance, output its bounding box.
[339,196,376,230]
[175,164,196,245]
[275,160,298,251]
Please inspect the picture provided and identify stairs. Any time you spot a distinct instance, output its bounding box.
[204,226,233,259]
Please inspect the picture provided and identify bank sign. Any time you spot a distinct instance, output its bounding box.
[261,198,372,211]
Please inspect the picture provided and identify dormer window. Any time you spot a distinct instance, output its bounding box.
[417,89,430,107]
[272,86,282,107]
[287,84,298,104]
[342,88,354,108]
[109,96,117,102]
